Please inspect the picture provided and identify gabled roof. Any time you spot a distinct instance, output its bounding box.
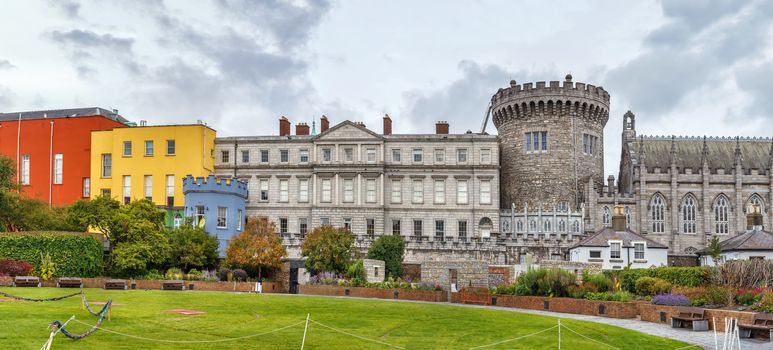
[629,136,772,171]
[699,229,773,254]
[0,107,130,124]
[569,227,668,249]
[311,120,383,141]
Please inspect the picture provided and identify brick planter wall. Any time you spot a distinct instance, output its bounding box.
[455,292,639,319]
[1,277,281,294]
[299,285,447,302]
[637,303,758,332]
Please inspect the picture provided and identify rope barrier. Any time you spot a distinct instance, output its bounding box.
[308,319,405,349]
[0,290,82,302]
[81,292,109,317]
[40,316,75,350]
[559,324,621,350]
[51,299,112,340]
[468,325,558,350]
[673,345,701,350]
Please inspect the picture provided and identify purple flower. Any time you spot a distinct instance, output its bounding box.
[652,293,691,306]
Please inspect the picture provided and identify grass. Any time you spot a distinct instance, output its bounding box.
[0,287,689,349]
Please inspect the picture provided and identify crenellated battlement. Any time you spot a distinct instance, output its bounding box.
[641,135,772,141]
[182,174,248,198]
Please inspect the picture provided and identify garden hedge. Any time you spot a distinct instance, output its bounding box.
[612,266,710,293]
[0,232,103,277]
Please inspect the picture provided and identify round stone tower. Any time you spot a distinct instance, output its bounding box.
[492,75,610,210]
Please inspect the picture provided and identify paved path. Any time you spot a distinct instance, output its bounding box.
[278,293,771,349]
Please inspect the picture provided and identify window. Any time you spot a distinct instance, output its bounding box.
[572,220,580,233]
[457,148,467,163]
[321,179,332,202]
[18,154,30,185]
[343,179,354,203]
[457,179,468,204]
[517,220,524,232]
[367,218,375,236]
[682,195,696,233]
[165,175,174,206]
[101,188,111,197]
[144,140,154,156]
[434,149,445,163]
[215,207,227,229]
[529,219,537,232]
[173,214,182,228]
[590,251,602,259]
[715,195,729,234]
[343,218,352,231]
[434,180,445,204]
[260,179,269,201]
[194,206,205,227]
[101,154,111,178]
[299,218,308,235]
[392,149,401,162]
[480,149,491,164]
[167,140,175,155]
[299,149,309,163]
[82,178,90,197]
[747,195,763,214]
[320,217,330,226]
[299,179,309,203]
[412,179,423,203]
[237,209,243,231]
[391,179,401,203]
[366,179,377,203]
[651,194,666,233]
[279,218,288,234]
[480,179,491,204]
[602,206,611,226]
[558,201,569,212]
[144,175,152,200]
[583,134,598,156]
[413,219,423,237]
[322,148,332,162]
[543,220,551,232]
[221,150,229,163]
[279,179,289,202]
[344,147,353,162]
[524,131,548,152]
[375,267,379,277]
[260,150,269,163]
[435,220,444,238]
[123,176,131,204]
[610,242,621,259]
[280,150,289,163]
[53,154,63,184]
[123,141,132,156]
[241,150,250,163]
[458,220,467,238]
[634,243,645,260]
[392,220,401,235]
[366,148,376,162]
[412,148,422,162]
[625,206,632,228]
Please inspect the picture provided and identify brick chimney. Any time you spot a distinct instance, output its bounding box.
[435,121,449,134]
[383,114,392,135]
[607,175,615,196]
[279,116,291,136]
[320,115,329,133]
[296,122,310,136]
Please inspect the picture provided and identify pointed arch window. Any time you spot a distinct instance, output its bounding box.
[516,220,523,232]
[571,220,580,233]
[747,194,764,214]
[624,206,632,228]
[529,219,537,232]
[682,195,697,233]
[543,220,551,232]
[558,220,566,232]
[651,194,666,233]
[602,206,611,227]
[714,195,729,234]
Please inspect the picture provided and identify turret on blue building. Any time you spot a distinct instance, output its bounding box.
[183,175,248,257]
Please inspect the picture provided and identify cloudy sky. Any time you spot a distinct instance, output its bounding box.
[1,0,773,177]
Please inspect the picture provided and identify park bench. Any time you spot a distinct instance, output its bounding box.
[739,313,773,341]
[13,276,41,287]
[56,277,83,288]
[671,306,708,331]
[104,279,127,290]
[162,280,185,291]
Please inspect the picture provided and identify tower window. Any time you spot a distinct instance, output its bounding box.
[583,134,598,155]
[525,131,548,153]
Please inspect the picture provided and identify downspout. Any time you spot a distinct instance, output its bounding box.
[16,113,21,187]
[49,121,54,207]
[234,141,238,177]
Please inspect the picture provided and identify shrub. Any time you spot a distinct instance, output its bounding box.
[736,288,769,306]
[652,293,691,306]
[346,260,366,286]
[186,269,202,281]
[232,269,248,282]
[584,291,632,302]
[583,273,610,292]
[618,267,709,292]
[366,235,405,278]
[0,258,34,276]
[217,268,232,282]
[714,260,773,289]
[165,267,183,280]
[37,252,56,281]
[0,233,103,277]
[703,286,735,306]
[752,292,773,313]
[141,269,164,280]
[635,277,672,296]
[515,267,576,297]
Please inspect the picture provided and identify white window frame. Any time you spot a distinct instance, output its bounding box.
[610,241,622,260]
[53,153,63,184]
[144,175,152,199]
[412,179,423,204]
[260,179,269,201]
[123,141,132,156]
[434,179,445,204]
[480,148,491,164]
[260,149,269,163]
[144,140,154,156]
[279,179,289,202]
[241,150,250,163]
[82,178,90,197]
[236,209,243,231]
[457,179,468,204]
[101,154,111,178]
[434,149,445,164]
[217,207,227,229]
[714,195,729,234]
[634,242,645,260]
[391,179,401,203]
[123,175,131,201]
[166,140,176,155]
[366,148,376,163]
[344,147,354,162]
[298,178,309,203]
[589,250,602,259]
[321,179,332,203]
[682,195,697,234]
[221,150,229,163]
[391,149,401,163]
[480,179,491,204]
[458,220,467,238]
[343,178,354,203]
[280,149,289,163]
[365,178,377,203]
[457,148,467,163]
[165,175,174,204]
[651,194,666,233]
[412,148,422,163]
[299,149,309,163]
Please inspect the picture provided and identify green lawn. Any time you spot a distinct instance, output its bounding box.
[0,287,688,349]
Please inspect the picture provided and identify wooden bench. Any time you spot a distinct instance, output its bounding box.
[739,313,773,341]
[671,307,708,331]
[104,279,127,290]
[13,276,41,287]
[56,277,83,288]
[162,280,185,291]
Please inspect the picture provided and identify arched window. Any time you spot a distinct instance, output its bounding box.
[558,220,566,232]
[747,194,764,214]
[624,206,632,228]
[543,220,551,232]
[529,219,537,232]
[682,195,697,233]
[516,220,523,232]
[502,220,510,233]
[602,206,611,227]
[651,194,666,233]
[571,220,580,233]
[714,195,729,234]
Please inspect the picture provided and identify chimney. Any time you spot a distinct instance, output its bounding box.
[296,122,310,136]
[607,175,615,196]
[383,114,392,135]
[279,116,291,136]
[435,121,449,134]
[746,204,764,230]
[140,120,147,127]
[611,205,626,231]
[320,115,329,132]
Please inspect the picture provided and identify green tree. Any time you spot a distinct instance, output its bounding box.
[366,235,405,278]
[168,223,219,271]
[301,225,354,274]
[226,218,286,279]
[707,235,723,265]
[0,155,15,191]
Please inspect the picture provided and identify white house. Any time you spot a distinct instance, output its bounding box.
[698,206,773,266]
[569,206,668,270]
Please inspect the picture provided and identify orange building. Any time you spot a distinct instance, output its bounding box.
[0,108,129,206]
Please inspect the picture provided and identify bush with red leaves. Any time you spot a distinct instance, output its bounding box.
[0,258,34,276]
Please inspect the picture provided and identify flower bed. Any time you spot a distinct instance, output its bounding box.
[299,284,447,302]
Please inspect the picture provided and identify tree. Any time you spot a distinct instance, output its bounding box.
[367,235,405,278]
[169,223,219,271]
[226,218,287,278]
[301,225,354,274]
[0,155,15,191]
[707,235,723,265]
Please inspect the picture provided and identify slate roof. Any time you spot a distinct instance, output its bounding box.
[630,136,773,171]
[0,107,130,124]
[569,227,668,249]
[699,229,773,253]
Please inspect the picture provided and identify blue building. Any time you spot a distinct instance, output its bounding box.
[183,175,248,257]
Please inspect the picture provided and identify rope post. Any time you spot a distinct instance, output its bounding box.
[712,317,718,350]
[300,314,310,350]
[108,304,112,322]
[557,319,561,350]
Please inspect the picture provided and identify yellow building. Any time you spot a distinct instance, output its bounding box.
[90,123,216,227]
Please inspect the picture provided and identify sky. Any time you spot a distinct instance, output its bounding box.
[1,0,773,177]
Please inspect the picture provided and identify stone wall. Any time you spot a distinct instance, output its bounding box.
[299,284,447,302]
[402,263,421,282]
[487,266,512,287]
[363,259,385,283]
[637,303,757,332]
[420,260,488,290]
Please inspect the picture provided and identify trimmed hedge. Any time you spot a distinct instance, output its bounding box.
[0,233,103,277]
[612,266,710,293]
